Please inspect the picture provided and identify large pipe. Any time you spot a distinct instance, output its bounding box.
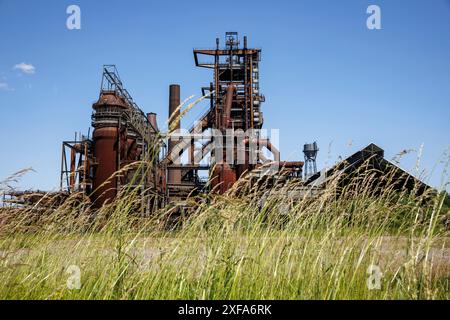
[257,139,280,163]
[242,138,280,163]
[222,85,236,129]
[168,84,182,184]
[69,147,76,190]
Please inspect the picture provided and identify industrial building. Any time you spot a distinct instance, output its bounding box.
[2,32,430,210]
[57,32,305,211]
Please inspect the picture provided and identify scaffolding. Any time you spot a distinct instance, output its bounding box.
[60,134,93,193]
[193,32,265,131]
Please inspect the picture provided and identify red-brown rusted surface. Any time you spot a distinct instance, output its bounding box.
[168,84,182,185]
[91,127,118,207]
[211,163,237,194]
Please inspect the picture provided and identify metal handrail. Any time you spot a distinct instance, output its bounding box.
[100,66,158,147]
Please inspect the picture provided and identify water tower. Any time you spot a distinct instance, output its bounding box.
[303,142,319,180]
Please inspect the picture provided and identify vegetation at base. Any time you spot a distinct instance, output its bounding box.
[0,161,448,300]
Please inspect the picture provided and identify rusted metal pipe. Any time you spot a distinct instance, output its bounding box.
[222,85,236,129]
[242,138,280,163]
[168,84,182,184]
[69,147,76,190]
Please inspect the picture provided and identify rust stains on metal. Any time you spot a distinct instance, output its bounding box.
[167,84,182,186]
[91,127,118,206]
[56,34,307,211]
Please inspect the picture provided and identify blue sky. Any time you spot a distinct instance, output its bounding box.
[0,0,449,191]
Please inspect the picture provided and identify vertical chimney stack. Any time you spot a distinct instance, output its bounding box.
[168,84,182,185]
[168,84,180,133]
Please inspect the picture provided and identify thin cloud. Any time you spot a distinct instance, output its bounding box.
[13,62,36,74]
[0,81,13,91]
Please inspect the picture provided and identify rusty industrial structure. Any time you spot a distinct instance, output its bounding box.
[1,32,431,210]
[57,32,305,211]
[60,65,164,210]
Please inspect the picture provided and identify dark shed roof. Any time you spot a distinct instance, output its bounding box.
[305,143,431,196]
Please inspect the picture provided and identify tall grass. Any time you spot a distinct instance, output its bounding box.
[0,157,448,300]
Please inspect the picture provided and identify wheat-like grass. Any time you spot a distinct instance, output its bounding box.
[0,154,448,300]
